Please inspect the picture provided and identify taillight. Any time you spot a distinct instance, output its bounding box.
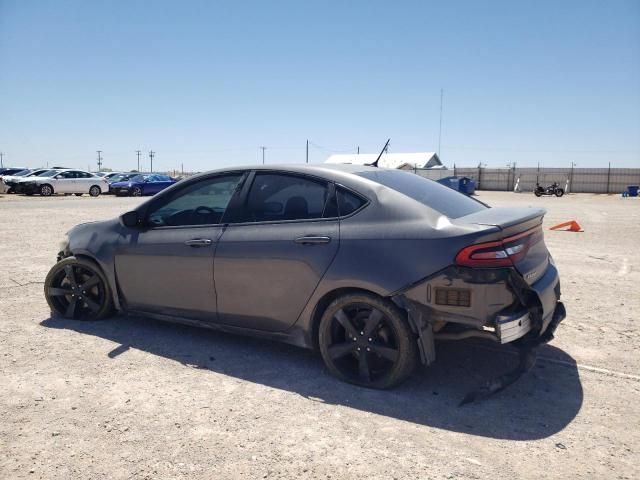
[455,226,543,268]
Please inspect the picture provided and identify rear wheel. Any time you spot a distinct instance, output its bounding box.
[89,186,101,197]
[40,184,53,196]
[75,193,83,197]
[555,188,564,197]
[44,256,114,320]
[318,293,418,389]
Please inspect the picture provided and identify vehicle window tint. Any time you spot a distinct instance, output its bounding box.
[238,173,329,223]
[147,174,243,227]
[337,188,366,216]
[58,171,75,179]
[356,170,486,219]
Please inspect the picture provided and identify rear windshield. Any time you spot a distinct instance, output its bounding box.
[357,170,486,219]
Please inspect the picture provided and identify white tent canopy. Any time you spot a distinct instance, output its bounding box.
[325,152,443,169]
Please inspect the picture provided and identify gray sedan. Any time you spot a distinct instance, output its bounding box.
[45,164,565,389]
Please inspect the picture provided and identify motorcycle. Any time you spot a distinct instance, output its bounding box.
[534,182,564,197]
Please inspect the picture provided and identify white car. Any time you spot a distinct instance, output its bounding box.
[19,169,109,197]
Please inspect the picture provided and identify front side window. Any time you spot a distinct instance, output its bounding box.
[147,174,243,227]
[236,173,329,223]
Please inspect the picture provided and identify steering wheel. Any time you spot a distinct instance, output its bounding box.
[194,206,215,217]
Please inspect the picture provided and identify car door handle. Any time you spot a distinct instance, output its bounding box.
[294,235,331,245]
[184,238,213,247]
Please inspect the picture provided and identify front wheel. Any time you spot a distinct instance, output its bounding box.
[131,186,143,196]
[40,184,53,196]
[534,189,543,197]
[89,186,101,197]
[555,188,564,197]
[44,256,114,320]
[318,293,418,389]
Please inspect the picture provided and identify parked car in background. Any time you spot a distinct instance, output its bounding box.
[19,169,108,197]
[0,167,29,176]
[110,174,177,196]
[2,168,51,193]
[96,172,123,181]
[45,164,565,389]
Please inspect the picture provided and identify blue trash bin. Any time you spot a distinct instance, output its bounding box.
[627,185,639,197]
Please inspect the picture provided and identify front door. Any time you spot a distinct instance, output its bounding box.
[215,171,339,332]
[54,171,77,193]
[114,172,245,321]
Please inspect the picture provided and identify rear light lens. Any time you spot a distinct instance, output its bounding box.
[455,226,543,268]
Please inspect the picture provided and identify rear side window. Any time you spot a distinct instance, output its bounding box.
[357,170,486,219]
[337,188,366,216]
[237,173,329,222]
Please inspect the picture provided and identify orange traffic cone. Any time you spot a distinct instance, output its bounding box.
[549,220,583,232]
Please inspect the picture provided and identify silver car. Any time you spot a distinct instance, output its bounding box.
[45,164,565,389]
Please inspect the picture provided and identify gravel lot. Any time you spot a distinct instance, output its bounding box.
[1,191,639,479]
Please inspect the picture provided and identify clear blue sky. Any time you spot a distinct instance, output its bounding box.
[1,0,638,172]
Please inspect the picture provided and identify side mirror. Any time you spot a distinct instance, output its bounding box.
[121,211,141,228]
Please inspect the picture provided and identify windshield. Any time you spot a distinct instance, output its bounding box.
[357,170,486,219]
[111,173,136,182]
[37,170,60,177]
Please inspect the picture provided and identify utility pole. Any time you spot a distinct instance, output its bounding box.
[260,146,266,165]
[136,150,141,172]
[149,150,155,173]
[357,146,360,154]
[306,140,309,164]
[181,163,184,175]
[0,152,4,168]
[96,150,103,171]
[438,88,444,159]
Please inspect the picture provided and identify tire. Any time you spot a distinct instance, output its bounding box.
[89,186,101,197]
[40,184,53,196]
[534,190,543,197]
[44,256,114,321]
[75,193,83,197]
[318,292,418,389]
[131,186,143,197]
[555,188,564,197]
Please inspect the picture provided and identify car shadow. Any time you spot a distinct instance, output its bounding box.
[40,314,583,440]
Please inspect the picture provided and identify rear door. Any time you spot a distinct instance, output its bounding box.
[214,171,339,332]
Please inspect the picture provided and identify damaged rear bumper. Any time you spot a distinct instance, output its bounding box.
[393,263,566,364]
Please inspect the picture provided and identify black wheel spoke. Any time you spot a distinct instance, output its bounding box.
[65,298,78,318]
[83,297,101,313]
[80,275,100,290]
[371,344,399,362]
[358,352,371,382]
[327,342,355,360]
[64,265,77,287]
[363,309,384,337]
[48,287,72,297]
[334,309,359,339]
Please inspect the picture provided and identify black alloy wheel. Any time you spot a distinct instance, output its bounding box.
[44,257,114,320]
[318,293,418,389]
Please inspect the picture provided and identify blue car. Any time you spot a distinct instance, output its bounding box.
[110,174,177,197]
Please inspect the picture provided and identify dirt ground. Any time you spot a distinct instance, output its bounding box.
[1,191,639,479]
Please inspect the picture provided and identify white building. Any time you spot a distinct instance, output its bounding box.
[325,152,444,170]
